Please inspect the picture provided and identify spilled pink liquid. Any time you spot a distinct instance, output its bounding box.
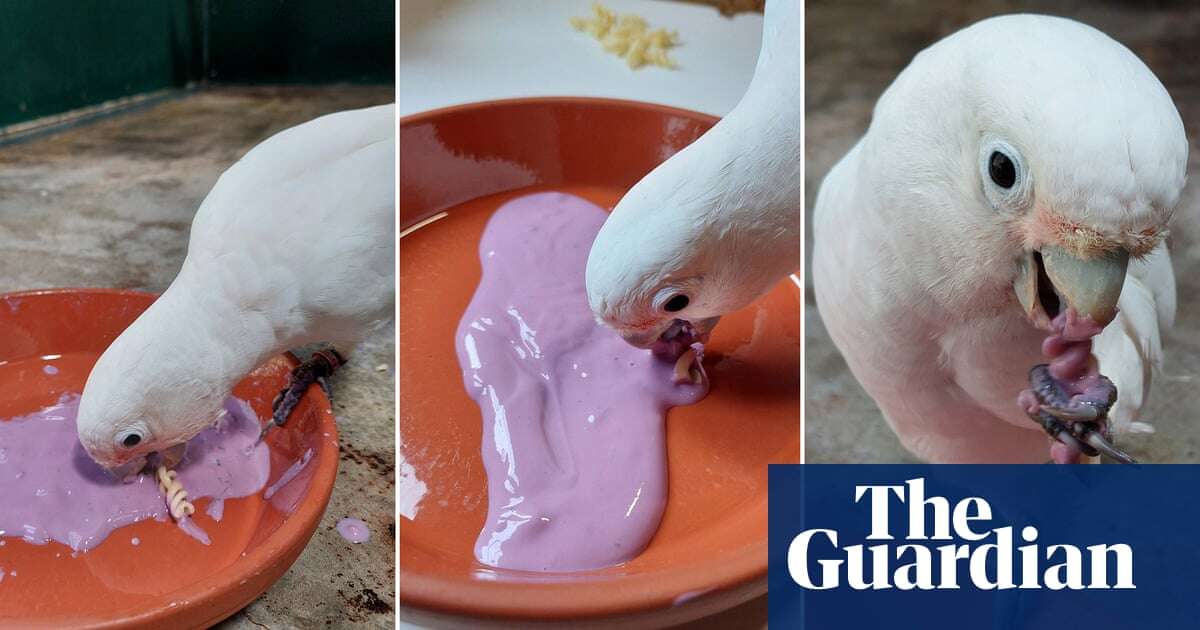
[336,517,370,544]
[455,192,709,572]
[0,395,270,552]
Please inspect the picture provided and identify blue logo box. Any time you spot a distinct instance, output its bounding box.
[768,465,1200,629]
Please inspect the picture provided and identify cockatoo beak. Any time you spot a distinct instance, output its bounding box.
[687,316,721,339]
[617,315,722,352]
[1014,246,1129,330]
[104,454,149,482]
[619,323,674,349]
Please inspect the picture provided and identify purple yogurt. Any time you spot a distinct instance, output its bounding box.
[0,395,270,552]
[336,517,370,544]
[455,192,709,572]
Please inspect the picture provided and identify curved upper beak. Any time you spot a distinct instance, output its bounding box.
[1014,246,1129,330]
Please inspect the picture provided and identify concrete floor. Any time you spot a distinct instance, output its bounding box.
[0,86,396,628]
[805,1,1200,463]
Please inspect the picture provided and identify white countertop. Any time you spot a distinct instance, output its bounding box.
[398,2,765,627]
[399,0,764,118]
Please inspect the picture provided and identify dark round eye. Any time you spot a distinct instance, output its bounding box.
[121,433,142,448]
[988,151,1017,189]
[663,294,689,312]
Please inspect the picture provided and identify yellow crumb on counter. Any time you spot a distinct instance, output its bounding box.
[570,2,680,69]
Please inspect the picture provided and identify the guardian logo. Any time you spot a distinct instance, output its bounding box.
[788,478,1134,591]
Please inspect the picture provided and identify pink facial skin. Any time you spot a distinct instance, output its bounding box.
[455,192,709,572]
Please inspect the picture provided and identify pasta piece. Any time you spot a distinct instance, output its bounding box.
[571,2,680,70]
[569,3,615,38]
[673,348,703,385]
[156,465,195,521]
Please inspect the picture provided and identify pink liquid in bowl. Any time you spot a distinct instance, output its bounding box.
[0,395,270,552]
[454,192,709,572]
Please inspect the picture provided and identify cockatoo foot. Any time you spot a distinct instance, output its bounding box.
[1022,364,1137,464]
[261,348,346,441]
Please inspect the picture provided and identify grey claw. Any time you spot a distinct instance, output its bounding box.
[1054,426,1097,459]
[1027,408,1099,458]
[1081,430,1138,464]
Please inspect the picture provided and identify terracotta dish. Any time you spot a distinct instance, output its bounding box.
[0,289,339,629]
[399,98,800,626]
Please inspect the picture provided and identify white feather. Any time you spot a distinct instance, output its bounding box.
[813,15,1187,463]
[76,104,396,469]
[1094,244,1174,434]
[584,0,800,342]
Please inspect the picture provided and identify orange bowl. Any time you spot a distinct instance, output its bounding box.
[399,98,800,626]
[0,289,339,629]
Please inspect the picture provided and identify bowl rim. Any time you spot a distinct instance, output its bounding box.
[398,95,719,135]
[0,287,341,629]
[398,98,775,621]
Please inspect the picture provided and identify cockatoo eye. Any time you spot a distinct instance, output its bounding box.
[118,431,143,448]
[663,294,689,312]
[988,151,1016,188]
[979,137,1030,210]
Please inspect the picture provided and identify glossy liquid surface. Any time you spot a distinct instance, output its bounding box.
[454,192,707,571]
[0,385,269,553]
[0,346,328,622]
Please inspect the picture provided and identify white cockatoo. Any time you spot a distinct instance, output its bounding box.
[813,15,1187,463]
[76,104,395,474]
[585,0,800,354]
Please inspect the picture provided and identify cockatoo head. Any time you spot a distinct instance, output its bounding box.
[867,14,1187,332]
[584,208,721,356]
[76,307,225,476]
[584,141,796,356]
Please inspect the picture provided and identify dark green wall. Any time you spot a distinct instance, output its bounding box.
[206,0,394,84]
[0,0,392,129]
[0,1,196,128]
